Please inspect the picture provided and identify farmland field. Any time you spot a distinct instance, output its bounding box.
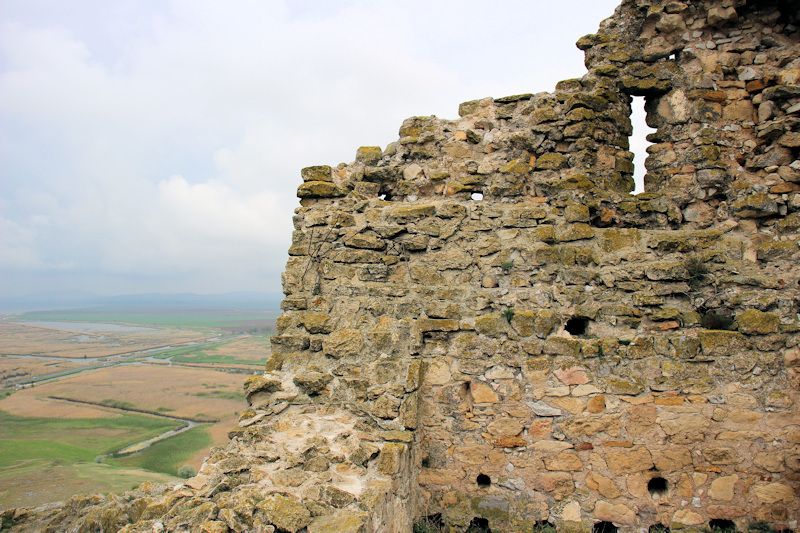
[18,308,278,331]
[0,310,272,510]
[0,321,206,359]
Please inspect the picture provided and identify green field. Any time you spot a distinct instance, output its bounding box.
[108,426,212,476]
[0,461,176,510]
[0,410,187,509]
[0,411,180,469]
[149,342,267,366]
[19,308,277,330]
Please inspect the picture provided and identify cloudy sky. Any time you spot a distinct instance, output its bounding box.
[0,0,630,302]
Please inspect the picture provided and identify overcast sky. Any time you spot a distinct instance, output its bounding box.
[0,0,629,301]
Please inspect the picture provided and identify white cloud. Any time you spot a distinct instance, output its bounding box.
[0,0,620,298]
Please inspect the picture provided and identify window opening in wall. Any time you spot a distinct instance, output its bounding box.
[630,95,656,195]
[471,192,484,201]
[466,517,491,533]
[593,521,619,533]
[647,476,669,498]
[476,473,491,487]
[709,519,736,533]
[565,316,590,336]
[649,524,671,533]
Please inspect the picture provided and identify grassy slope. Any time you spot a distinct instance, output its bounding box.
[0,461,177,510]
[109,425,212,475]
[0,411,180,468]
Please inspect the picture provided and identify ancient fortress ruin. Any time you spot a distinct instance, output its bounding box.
[4,0,800,531]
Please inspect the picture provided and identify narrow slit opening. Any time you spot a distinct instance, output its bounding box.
[630,95,655,195]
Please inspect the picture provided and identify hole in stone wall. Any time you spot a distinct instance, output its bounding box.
[378,186,394,201]
[466,517,491,533]
[630,95,656,195]
[699,309,736,331]
[421,456,430,468]
[589,203,619,228]
[471,192,484,201]
[647,476,669,498]
[709,519,737,533]
[565,316,589,336]
[476,473,491,487]
[593,521,619,533]
[650,524,671,533]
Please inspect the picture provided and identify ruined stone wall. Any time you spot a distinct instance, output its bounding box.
[4,0,799,532]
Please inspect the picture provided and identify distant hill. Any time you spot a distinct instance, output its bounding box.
[0,291,282,314]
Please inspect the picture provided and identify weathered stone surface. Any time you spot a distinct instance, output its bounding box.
[605,447,654,474]
[301,165,333,182]
[672,509,704,526]
[9,2,800,533]
[594,501,635,525]
[752,482,795,504]
[736,309,780,334]
[323,329,363,358]
[298,181,345,198]
[308,511,368,533]
[258,494,312,532]
[709,474,738,501]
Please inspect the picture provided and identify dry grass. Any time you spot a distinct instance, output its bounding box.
[204,335,270,361]
[0,322,205,359]
[0,357,83,387]
[3,364,245,420]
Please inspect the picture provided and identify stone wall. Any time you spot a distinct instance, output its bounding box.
[4,0,799,532]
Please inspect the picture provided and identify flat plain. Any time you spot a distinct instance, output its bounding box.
[0,311,271,510]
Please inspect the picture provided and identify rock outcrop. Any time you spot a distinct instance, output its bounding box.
[3,0,799,531]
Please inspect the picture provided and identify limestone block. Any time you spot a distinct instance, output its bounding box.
[257,494,312,533]
[323,329,363,358]
[301,165,333,182]
[594,501,635,525]
[709,474,738,501]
